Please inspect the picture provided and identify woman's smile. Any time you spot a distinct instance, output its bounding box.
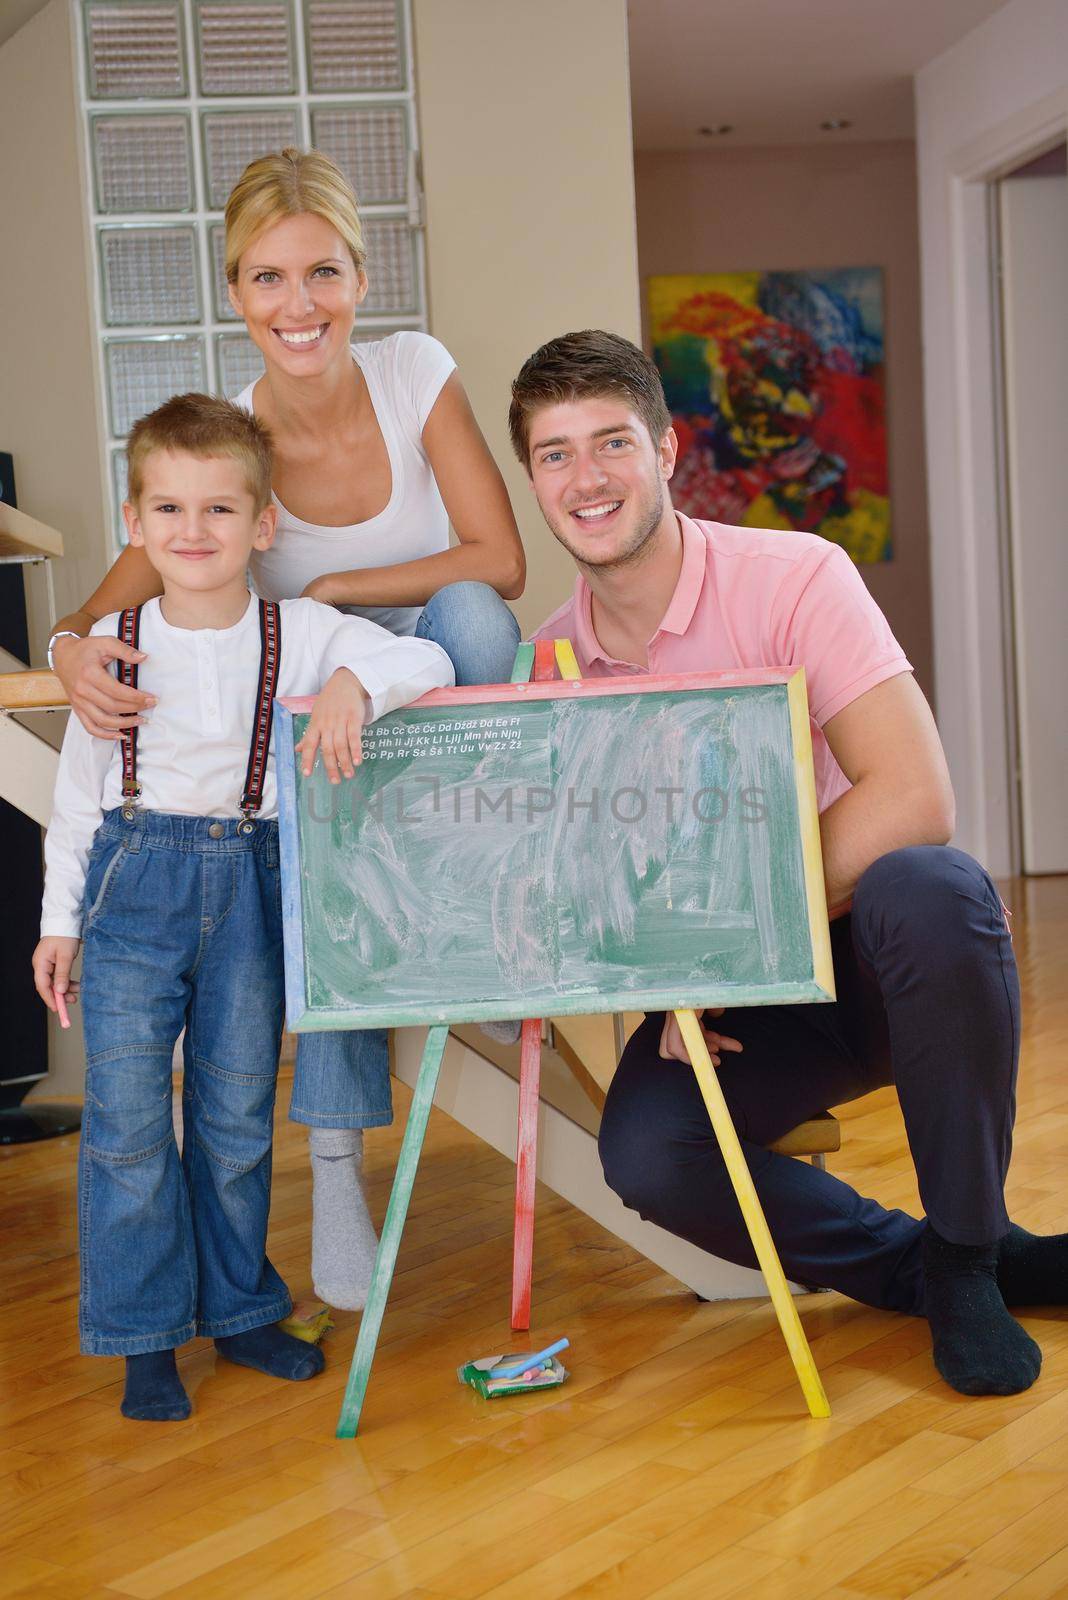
[273,323,330,350]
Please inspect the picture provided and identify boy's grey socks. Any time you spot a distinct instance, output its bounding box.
[309,1126,379,1311]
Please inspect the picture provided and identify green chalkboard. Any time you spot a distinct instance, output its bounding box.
[276,670,834,1030]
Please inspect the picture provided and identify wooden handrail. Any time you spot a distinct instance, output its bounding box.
[0,669,68,710]
[0,501,64,560]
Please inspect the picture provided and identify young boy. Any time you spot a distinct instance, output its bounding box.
[32,394,454,1422]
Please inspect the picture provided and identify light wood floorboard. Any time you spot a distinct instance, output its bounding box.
[1,875,1065,1599]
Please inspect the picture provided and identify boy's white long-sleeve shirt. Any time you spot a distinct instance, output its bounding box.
[41,594,454,939]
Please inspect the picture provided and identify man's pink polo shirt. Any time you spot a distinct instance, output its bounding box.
[532,513,911,814]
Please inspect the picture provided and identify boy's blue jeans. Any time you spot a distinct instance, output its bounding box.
[78,809,291,1355]
[290,580,522,1130]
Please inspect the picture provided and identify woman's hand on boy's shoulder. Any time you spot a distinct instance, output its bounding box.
[296,668,369,782]
[53,633,157,741]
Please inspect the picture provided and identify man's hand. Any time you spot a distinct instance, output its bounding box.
[296,668,369,781]
[659,1008,743,1067]
[51,633,157,741]
[32,936,81,1022]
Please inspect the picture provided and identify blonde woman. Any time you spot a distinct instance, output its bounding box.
[49,149,525,1311]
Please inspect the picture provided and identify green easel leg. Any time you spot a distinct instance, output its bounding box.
[336,1024,449,1439]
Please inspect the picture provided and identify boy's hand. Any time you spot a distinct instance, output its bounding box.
[32,937,81,1025]
[296,668,369,782]
[658,1008,743,1068]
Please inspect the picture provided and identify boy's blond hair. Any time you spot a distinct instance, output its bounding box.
[126,394,274,511]
[225,147,366,284]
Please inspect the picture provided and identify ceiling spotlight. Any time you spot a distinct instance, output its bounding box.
[698,124,734,136]
[820,118,852,131]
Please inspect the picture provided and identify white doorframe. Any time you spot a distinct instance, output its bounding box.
[998,167,1068,874]
[924,84,1068,877]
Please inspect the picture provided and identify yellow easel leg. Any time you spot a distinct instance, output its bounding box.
[674,1009,831,1418]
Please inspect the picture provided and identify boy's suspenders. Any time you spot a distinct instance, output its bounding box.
[117,599,282,832]
[240,596,281,832]
[116,605,143,818]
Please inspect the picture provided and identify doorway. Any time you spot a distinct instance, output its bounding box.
[995,143,1068,875]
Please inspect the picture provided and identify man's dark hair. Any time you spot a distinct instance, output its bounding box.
[508,330,672,469]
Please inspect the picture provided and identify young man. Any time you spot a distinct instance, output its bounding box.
[509,329,1064,1398]
[32,394,453,1421]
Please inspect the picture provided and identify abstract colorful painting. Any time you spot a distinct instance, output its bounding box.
[648,268,890,562]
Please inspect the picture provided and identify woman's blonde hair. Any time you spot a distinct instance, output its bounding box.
[224,147,366,283]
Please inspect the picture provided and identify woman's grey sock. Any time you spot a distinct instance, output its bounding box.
[479,1020,522,1045]
[309,1126,379,1311]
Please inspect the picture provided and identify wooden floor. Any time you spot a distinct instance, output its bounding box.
[2,876,1066,1600]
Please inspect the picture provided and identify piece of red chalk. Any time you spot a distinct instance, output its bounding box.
[55,990,70,1029]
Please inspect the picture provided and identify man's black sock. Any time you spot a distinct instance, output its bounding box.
[121,1349,191,1422]
[923,1225,1042,1396]
[997,1223,1068,1307]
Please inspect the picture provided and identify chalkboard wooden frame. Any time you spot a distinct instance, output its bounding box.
[276,667,835,1032]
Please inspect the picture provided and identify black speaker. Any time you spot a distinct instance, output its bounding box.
[0,450,80,1143]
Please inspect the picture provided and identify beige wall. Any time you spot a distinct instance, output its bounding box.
[4,0,641,1096]
[635,141,934,701]
[412,0,641,639]
[0,0,109,662]
[4,0,641,654]
[0,0,109,1098]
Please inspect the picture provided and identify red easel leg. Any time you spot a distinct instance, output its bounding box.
[511,1017,543,1331]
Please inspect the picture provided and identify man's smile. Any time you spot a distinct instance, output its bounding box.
[571,500,624,524]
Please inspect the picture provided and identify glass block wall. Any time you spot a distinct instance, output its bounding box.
[77,0,424,542]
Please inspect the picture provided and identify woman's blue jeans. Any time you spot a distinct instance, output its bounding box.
[78,810,291,1355]
[290,580,522,1129]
